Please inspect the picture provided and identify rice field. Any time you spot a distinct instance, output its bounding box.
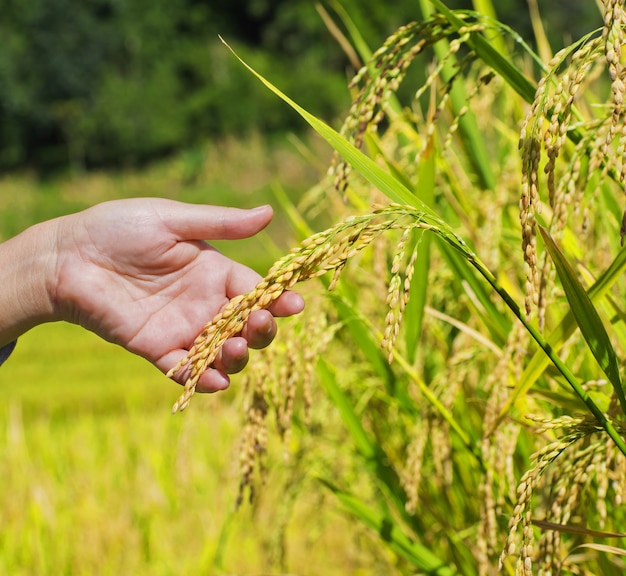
[5,2,626,574]
[0,137,388,575]
[0,323,386,575]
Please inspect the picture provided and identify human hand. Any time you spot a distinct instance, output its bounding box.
[48,198,304,391]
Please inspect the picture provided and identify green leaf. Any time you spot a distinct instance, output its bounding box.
[539,226,626,415]
[405,136,435,363]
[220,36,424,210]
[316,359,411,521]
[318,479,457,575]
[428,0,537,103]
[316,358,377,460]
[436,239,510,346]
[326,289,394,384]
[418,0,496,190]
[499,241,626,421]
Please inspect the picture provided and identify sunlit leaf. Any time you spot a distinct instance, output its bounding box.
[539,226,626,415]
[318,479,457,575]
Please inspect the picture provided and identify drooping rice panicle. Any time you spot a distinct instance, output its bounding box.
[499,414,609,572]
[329,15,488,196]
[169,204,434,413]
[382,227,410,363]
[235,305,338,505]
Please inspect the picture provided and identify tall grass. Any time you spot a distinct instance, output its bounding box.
[182,1,626,574]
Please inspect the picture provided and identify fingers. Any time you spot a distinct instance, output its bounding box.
[159,305,300,394]
[156,349,231,393]
[269,291,305,318]
[212,337,249,373]
[242,310,277,349]
[154,199,274,241]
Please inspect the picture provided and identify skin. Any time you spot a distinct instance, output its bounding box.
[0,198,304,392]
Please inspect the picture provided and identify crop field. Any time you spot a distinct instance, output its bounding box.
[5,2,626,575]
[0,135,390,575]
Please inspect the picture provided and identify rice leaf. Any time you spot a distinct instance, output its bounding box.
[573,543,626,557]
[539,226,626,415]
[405,135,435,363]
[472,0,510,56]
[532,520,626,539]
[327,288,394,384]
[318,478,457,575]
[327,0,373,63]
[220,37,424,211]
[316,359,377,461]
[436,239,510,346]
[418,0,495,190]
[499,242,626,420]
[316,359,404,501]
[428,0,537,103]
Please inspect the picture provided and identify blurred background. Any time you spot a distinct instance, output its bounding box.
[0,0,599,174]
[0,1,604,574]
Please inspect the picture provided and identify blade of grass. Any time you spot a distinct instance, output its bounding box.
[471,0,508,55]
[328,0,373,63]
[532,520,626,539]
[527,0,553,62]
[391,349,484,467]
[316,3,361,70]
[498,243,626,422]
[418,0,496,191]
[436,239,511,346]
[428,0,537,103]
[456,238,626,455]
[318,478,457,575]
[404,137,435,363]
[539,226,626,416]
[328,288,394,383]
[317,359,417,527]
[220,36,425,210]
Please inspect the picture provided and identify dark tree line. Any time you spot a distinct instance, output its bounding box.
[0,0,600,172]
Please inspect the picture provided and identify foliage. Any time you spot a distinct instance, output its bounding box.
[0,0,601,172]
[203,0,626,574]
[4,0,626,574]
[0,0,348,171]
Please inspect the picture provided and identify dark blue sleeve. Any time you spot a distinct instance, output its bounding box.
[0,341,16,366]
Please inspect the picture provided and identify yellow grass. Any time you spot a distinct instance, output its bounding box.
[0,322,387,574]
[0,134,387,574]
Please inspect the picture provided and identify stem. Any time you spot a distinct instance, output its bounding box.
[463,249,626,457]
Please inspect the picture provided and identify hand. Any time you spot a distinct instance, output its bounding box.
[49,198,304,392]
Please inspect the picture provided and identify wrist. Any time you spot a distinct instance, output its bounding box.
[0,219,61,346]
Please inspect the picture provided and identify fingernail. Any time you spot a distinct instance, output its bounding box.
[249,205,271,213]
[214,372,230,391]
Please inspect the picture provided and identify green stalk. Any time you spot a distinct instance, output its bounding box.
[460,249,626,457]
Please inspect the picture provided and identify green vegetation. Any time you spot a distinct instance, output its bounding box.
[209,1,626,573]
[1,324,380,574]
[0,0,599,172]
[4,1,626,574]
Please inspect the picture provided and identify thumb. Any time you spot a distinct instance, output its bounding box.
[154,200,274,241]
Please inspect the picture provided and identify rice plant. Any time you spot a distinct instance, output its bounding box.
[172,1,626,573]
